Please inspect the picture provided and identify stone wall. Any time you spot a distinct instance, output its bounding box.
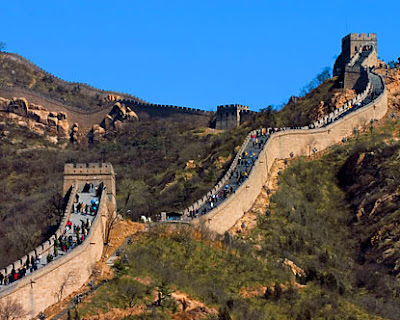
[120,100,213,126]
[192,76,387,234]
[0,187,108,319]
[333,33,378,81]
[63,163,116,206]
[215,104,255,130]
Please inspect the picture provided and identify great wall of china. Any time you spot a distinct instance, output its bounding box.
[0,52,214,128]
[0,34,389,318]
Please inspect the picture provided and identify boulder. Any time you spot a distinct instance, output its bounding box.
[57,119,70,138]
[17,120,28,128]
[33,123,46,135]
[28,109,49,125]
[47,115,58,127]
[114,120,123,129]
[8,97,29,117]
[0,97,10,111]
[91,124,106,142]
[29,103,47,111]
[104,114,114,130]
[57,112,67,120]
[126,107,139,121]
[70,123,79,143]
[46,136,58,144]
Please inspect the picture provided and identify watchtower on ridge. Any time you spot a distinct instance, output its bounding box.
[63,163,116,206]
[215,104,251,130]
[333,33,379,92]
[333,33,377,78]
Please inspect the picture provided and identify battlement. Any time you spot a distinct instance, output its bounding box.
[345,33,377,42]
[333,33,378,88]
[341,33,378,59]
[215,104,254,129]
[63,163,116,205]
[216,104,250,112]
[64,163,115,175]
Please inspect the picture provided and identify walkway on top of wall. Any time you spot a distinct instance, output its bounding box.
[187,134,269,219]
[0,189,99,288]
[182,50,385,226]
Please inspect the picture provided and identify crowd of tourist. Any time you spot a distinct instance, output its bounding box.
[185,69,384,221]
[0,186,100,287]
[188,129,269,218]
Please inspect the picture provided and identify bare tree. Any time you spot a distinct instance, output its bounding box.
[0,299,27,320]
[104,202,119,245]
[54,271,77,302]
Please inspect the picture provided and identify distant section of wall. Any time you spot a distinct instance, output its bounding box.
[0,53,215,128]
[119,100,214,126]
[193,77,388,234]
[1,52,145,104]
[215,104,257,130]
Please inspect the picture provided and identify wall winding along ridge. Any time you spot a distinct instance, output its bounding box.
[191,70,387,234]
[0,46,388,318]
[0,52,215,124]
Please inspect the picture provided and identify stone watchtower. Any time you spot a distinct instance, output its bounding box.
[63,163,116,206]
[215,104,251,130]
[333,33,377,77]
[333,33,378,92]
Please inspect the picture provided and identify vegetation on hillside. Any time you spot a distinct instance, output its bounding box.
[0,52,141,111]
[72,118,400,320]
[0,116,250,268]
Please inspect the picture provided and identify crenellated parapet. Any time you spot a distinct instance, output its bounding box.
[188,52,387,233]
[64,163,116,206]
[334,33,379,92]
[0,163,116,319]
[0,52,145,104]
[215,104,256,130]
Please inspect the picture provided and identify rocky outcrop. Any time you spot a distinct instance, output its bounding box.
[101,102,139,130]
[70,123,80,144]
[328,89,357,110]
[88,102,139,142]
[0,96,70,143]
[91,124,106,143]
[0,96,142,144]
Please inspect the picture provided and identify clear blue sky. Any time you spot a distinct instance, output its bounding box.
[2,1,399,111]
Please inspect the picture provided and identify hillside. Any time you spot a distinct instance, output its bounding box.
[65,115,400,320]
[0,115,251,269]
[0,52,144,112]
[1,48,397,319]
[0,55,366,270]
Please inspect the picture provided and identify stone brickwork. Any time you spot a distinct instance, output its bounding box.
[215,104,253,130]
[0,163,115,319]
[334,33,378,78]
[192,71,387,234]
[334,33,379,94]
[64,163,116,206]
[343,33,377,63]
